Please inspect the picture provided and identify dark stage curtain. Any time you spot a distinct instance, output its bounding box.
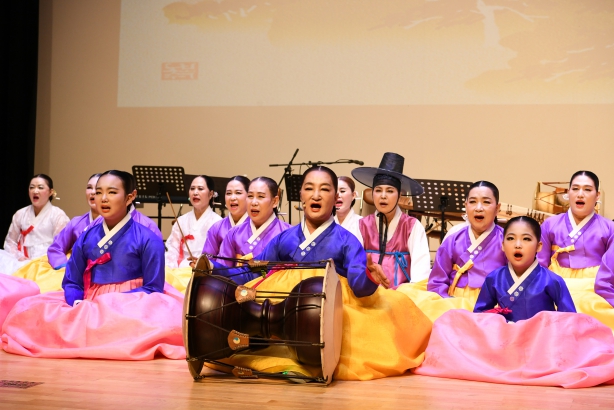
[0,1,39,242]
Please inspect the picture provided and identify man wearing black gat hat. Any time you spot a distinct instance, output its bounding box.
[351,153,430,289]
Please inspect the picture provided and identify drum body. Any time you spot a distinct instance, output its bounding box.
[183,256,342,384]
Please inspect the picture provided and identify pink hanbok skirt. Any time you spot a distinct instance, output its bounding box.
[1,281,185,360]
[0,275,40,330]
[414,309,614,388]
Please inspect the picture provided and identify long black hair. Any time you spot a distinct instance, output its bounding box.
[504,215,541,240]
[227,175,250,192]
[569,170,599,190]
[465,180,499,203]
[338,176,357,208]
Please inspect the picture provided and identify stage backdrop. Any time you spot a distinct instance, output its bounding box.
[36,0,614,237]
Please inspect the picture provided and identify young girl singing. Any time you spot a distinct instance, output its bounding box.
[413,217,614,388]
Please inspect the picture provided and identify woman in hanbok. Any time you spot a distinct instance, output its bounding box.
[0,178,51,326]
[12,174,101,293]
[165,175,222,268]
[399,181,508,322]
[47,173,101,269]
[202,175,250,256]
[216,177,291,266]
[537,170,614,332]
[164,175,222,291]
[208,166,432,381]
[351,152,430,288]
[0,170,70,327]
[414,217,614,388]
[0,174,69,275]
[428,181,505,299]
[333,176,362,240]
[1,170,185,360]
[166,176,250,293]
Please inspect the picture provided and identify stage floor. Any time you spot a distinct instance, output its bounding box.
[1,350,613,410]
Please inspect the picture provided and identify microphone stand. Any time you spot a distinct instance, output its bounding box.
[270,149,299,224]
[269,157,364,224]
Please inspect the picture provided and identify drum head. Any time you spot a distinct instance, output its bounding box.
[320,260,343,384]
[183,254,212,379]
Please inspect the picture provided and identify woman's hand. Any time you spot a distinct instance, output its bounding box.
[187,256,197,268]
[367,253,391,289]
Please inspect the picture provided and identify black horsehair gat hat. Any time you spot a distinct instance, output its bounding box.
[351,152,424,196]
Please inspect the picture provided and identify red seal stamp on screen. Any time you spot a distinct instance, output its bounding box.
[161,62,198,80]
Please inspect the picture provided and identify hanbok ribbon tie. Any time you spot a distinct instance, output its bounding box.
[178,234,195,265]
[18,225,34,258]
[448,260,474,297]
[550,244,575,263]
[484,307,512,315]
[83,253,112,295]
[366,250,410,287]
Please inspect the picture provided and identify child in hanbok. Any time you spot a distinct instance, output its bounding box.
[207,166,432,381]
[334,176,362,240]
[415,217,614,388]
[165,175,222,268]
[352,152,430,288]
[474,216,576,319]
[537,170,614,332]
[216,177,291,266]
[1,170,184,360]
[399,181,507,322]
[0,174,69,275]
[202,175,250,256]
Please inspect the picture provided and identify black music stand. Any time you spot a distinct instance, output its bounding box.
[133,166,188,230]
[412,179,472,243]
[285,174,303,218]
[271,149,300,224]
[183,174,232,217]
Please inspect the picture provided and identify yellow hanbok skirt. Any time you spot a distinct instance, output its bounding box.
[11,255,65,293]
[165,266,194,293]
[213,269,432,381]
[396,279,481,323]
[548,263,614,333]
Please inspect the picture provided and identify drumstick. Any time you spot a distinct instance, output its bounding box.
[166,192,194,261]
